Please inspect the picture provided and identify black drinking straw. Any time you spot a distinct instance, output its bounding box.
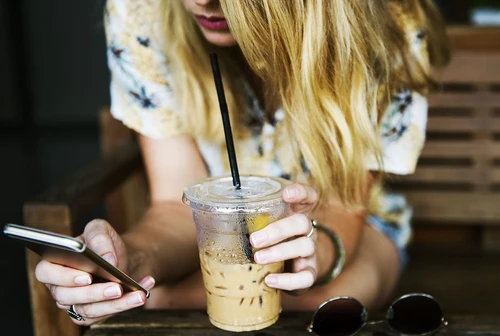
[210,53,241,189]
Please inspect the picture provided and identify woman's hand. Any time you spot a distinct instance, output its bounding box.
[249,183,319,292]
[34,219,155,326]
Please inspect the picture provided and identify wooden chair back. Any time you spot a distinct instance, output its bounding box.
[391,27,500,250]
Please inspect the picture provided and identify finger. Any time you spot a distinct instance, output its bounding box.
[36,260,92,287]
[74,290,147,320]
[49,282,123,306]
[139,275,156,290]
[55,276,155,317]
[56,301,71,311]
[283,183,318,205]
[57,275,154,326]
[82,219,119,267]
[254,236,316,264]
[250,213,312,248]
[61,304,113,327]
[264,268,316,291]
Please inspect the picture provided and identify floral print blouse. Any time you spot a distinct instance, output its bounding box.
[104,0,430,262]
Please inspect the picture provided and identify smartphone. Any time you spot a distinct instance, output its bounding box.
[3,223,150,298]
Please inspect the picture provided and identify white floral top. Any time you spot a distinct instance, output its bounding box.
[104,0,430,265]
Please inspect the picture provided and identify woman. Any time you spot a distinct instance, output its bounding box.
[35,0,449,326]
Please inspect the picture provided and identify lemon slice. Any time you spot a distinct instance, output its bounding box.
[251,214,270,233]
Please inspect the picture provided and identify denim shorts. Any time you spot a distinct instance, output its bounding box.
[366,192,412,269]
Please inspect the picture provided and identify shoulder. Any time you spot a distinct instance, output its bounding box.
[104,0,180,139]
[105,0,169,86]
[105,0,165,39]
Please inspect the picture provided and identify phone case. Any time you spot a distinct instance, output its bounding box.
[3,223,149,298]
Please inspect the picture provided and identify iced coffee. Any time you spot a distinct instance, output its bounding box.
[183,176,290,332]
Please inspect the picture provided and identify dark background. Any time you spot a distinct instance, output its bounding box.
[0,1,489,335]
[0,1,108,334]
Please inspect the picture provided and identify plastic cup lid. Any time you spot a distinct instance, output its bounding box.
[182,175,290,212]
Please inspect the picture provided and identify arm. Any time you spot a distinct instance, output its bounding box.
[311,172,375,282]
[281,172,401,310]
[281,219,401,311]
[239,172,376,293]
[33,133,210,326]
[122,134,209,285]
[148,173,401,311]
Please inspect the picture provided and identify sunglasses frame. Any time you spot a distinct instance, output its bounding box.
[308,293,448,336]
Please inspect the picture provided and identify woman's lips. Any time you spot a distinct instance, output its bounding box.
[195,15,229,31]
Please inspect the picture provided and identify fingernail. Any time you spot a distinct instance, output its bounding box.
[102,253,117,267]
[265,275,278,286]
[141,276,156,290]
[74,275,91,286]
[127,292,145,306]
[104,285,122,298]
[286,187,298,200]
[254,250,271,263]
[250,231,267,247]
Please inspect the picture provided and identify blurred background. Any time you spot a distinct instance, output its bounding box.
[0,1,499,335]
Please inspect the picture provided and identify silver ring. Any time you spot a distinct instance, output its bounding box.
[66,305,85,321]
[306,219,317,238]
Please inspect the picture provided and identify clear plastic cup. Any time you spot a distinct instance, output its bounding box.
[182,175,291,332]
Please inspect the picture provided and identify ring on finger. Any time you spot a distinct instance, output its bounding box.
[306,219,317,238]
[66,304,85,321]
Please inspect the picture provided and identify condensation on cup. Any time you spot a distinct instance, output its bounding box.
[183,175,291,332]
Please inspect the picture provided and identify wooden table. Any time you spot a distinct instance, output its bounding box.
[85,309,500,335]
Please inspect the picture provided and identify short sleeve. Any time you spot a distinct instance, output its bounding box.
[366,90,428,175]
[366,7,430,175]
[104,0,183,139]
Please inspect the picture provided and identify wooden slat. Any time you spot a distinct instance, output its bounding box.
[482,227,500,251]
[426,116,500,132]
[405,191,500,223]
[429,92,500,109]
[23,203,81,336]
[411,226,480,249]
[399,167,500,184]
[420,141,500,158]
[397,167,478,183]
[23,204,72,231]
[25,141,143,224]
[26,251,81,336]
[434,53,500,83]
[490,168,500,183]
[99,108,148,235]
[446,26,500,51]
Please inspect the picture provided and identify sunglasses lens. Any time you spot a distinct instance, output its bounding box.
[312,298,366,336]
[387,294,443,334]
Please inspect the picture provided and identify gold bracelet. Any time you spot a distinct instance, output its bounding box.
[312,220,346,287]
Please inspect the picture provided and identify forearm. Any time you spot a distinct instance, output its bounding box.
[142,222,402,311]
[282,223,401,311]
[122,200,200,285]
[311,203,365,282]
[312,172,375,283]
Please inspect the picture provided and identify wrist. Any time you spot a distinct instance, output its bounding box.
[122,232,158,282]
[313,221,346,287]
[316,224,336,281]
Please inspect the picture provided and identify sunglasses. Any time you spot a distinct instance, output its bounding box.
[308,293,447,336]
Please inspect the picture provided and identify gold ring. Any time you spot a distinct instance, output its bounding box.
[306,219,317,238]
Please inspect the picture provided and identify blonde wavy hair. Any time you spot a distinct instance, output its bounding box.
[159,0,449,208]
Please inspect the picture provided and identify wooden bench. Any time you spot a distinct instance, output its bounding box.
[21,26,500,336]
[389,26,500,251]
